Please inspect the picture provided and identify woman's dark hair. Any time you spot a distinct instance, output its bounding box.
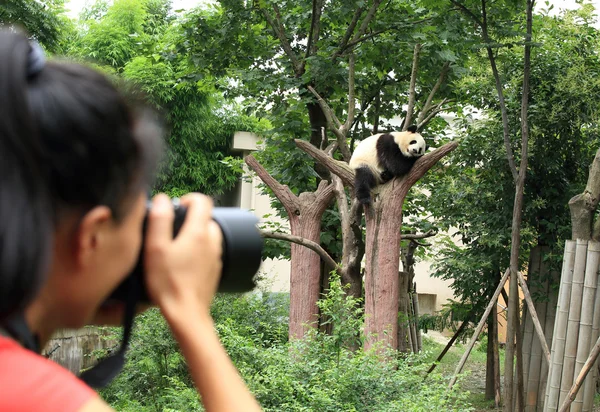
[0,29,163,320]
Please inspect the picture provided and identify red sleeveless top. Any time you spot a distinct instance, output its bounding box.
[0,335,97,412]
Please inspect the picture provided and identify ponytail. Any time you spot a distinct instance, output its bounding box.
[0,30,52,320]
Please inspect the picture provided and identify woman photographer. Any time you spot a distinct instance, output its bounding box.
[0,29,261,412]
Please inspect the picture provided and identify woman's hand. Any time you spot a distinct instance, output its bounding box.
[143,193,223,318]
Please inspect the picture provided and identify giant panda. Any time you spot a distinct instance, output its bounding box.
[348,125,427,205]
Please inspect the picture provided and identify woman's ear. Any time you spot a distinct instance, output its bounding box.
[75,206,112,268]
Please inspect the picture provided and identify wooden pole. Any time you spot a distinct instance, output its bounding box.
[558,334,600,412]
[448,268,510,389]
[558,240,588,408]
[518,271,551,364]
[413,282,422,352]
[427,313,472,375]
[546,240,577,411]
[572,242,600,412]
[582,271,600,412]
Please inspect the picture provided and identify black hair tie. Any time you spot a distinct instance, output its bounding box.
[26,41,46,78]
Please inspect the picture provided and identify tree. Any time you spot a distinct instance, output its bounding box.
[69,0,264,197]
[178,0,467,345]
[425,2,600,408]
[0,0,69,52]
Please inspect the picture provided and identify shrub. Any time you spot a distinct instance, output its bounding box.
[99,276,473,411]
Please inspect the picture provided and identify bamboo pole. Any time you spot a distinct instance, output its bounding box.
[558,334,600,412]
[539,268,558,410]
[582,272,600,412]
[448,268,510,389]
[558,240,588,408]
[546,240,577,411]
[571,242,600,412]
[518,271,551,364]
[526,250,549,411]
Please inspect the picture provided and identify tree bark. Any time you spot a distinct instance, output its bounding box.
[362,142,459,352]
[245,155,335,340]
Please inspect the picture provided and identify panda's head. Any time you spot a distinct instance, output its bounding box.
[394,125,426,158]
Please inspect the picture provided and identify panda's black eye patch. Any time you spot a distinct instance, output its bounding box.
[410,140,417,145]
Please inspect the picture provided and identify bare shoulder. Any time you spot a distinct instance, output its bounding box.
[79,397,114,412]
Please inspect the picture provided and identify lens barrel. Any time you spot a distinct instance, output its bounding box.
[107,204,264,303]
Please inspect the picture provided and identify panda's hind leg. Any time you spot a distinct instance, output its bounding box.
[354,166,377,205]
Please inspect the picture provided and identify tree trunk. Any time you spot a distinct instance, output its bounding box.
[288,191,335,340]
[245,156,335,341]
[363,181,408,352]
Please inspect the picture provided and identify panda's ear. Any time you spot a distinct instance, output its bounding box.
[407,125,418,133]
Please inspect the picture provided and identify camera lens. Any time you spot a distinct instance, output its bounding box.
[107,203,264,303]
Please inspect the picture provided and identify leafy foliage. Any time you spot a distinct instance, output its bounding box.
[425,5,600,303]
[99,277,474,411]
[0,0,69,52]
[66,0,269,197]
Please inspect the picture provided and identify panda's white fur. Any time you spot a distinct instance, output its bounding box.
[349,127,426,205]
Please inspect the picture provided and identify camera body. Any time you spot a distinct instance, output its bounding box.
[108,202,264,303]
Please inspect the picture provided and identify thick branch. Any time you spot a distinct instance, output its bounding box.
[570,148,600,240]
[261,230,338,271]
[305,0,323,59]
[312,179,336,212]
[403,43,422,130]
[260,6,303,75]
[402,141,460,188]
[295,139,356,186]
[244,155,300,215]
[417,61,451,125]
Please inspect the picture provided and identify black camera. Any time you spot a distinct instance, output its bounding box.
[108,201,264,303]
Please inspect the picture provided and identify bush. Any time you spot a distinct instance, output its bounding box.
[99,276,473,411]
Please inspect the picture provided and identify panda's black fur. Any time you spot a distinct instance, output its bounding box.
[349,125,426,205]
